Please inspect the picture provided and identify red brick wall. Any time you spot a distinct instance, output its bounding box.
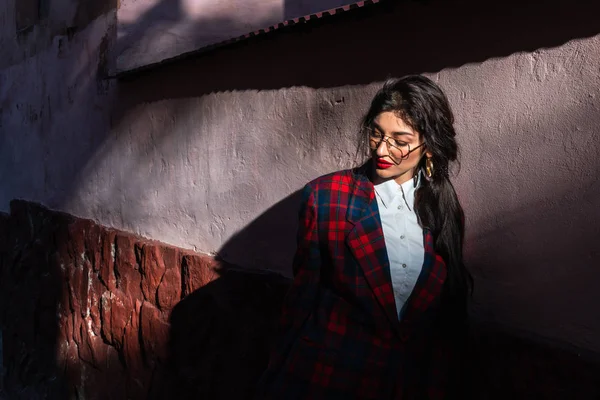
[0,201,251,398]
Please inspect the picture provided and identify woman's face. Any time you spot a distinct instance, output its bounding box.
[369,111,429,185]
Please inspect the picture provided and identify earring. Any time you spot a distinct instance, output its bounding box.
[425,157,434,179]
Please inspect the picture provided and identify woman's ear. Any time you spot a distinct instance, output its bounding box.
[425,150,433,158]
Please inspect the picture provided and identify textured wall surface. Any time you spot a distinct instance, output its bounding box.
[1,0,600,360]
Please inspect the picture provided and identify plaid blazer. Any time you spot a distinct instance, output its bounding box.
[256,164,455,400]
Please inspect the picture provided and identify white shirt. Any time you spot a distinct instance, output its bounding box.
[373,174,424,320]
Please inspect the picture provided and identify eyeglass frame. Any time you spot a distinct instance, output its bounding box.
[367,128,425,164]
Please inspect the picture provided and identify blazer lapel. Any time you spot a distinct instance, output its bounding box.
[345,165,401,335]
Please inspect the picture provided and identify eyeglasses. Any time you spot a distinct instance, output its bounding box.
[367,128,425,164]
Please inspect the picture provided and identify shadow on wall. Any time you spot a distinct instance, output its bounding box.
[166,267,290,399]
[215,190,303,276]
[0,205,80,399]
[160,190,303,399]
[115,0,600,99]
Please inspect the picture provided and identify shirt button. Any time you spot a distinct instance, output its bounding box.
[397,205,403,210]
[402,263,407,268]
[400,235,405,239]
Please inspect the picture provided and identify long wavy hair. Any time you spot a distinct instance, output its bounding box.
[358,75,473,323]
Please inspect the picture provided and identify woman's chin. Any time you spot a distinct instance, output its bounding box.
[373,167,415,185]
[375,164,397,173]
[373,167,395,182]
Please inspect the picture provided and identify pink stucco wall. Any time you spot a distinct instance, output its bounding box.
[1,0,600,359]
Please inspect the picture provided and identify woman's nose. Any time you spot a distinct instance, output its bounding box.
[376,139,388,157]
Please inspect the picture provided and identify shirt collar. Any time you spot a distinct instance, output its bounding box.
[373,171,421,210]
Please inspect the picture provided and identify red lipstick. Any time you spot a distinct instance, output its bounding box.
[376,159,394,169]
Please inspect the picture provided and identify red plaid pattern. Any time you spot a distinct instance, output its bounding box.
[256,165,454,399]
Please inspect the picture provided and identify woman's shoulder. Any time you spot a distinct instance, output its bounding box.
[298,165,370,212]
[298,165,372,208]
[304,167,357,192]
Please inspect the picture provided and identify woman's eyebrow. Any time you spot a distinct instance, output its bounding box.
[372,122,414,136]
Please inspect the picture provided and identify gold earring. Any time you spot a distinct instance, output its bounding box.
[425,157,434,179]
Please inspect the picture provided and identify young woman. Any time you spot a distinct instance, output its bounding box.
[256,75,472,399]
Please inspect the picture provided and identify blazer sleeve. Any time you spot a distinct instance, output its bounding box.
[279,183,322,334]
